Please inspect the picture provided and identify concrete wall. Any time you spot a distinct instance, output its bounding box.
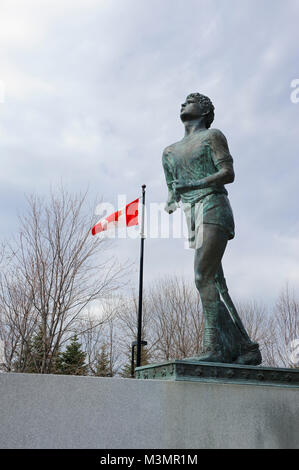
[0,373,298,449]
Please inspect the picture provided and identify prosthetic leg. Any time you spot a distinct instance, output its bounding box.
[215,265,262,366]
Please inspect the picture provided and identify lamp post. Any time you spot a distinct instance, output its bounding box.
[131,340,147,378]
[136,184,146,368]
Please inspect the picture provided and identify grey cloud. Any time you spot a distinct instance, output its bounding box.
[0,0,298,304]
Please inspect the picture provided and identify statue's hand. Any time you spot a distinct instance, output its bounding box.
[173,179,192,190]
[173,179,204,190]
[165,200,178,214]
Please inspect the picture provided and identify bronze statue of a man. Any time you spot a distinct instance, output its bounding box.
[162,93,262,365]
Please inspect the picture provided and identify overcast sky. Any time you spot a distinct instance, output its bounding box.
[1,0,299,308]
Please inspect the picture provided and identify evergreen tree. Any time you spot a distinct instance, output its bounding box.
[57,335,88,376]
[120,358,133,378]
[120,344,151,378]
[27,327,60,373]
[14,325,60,374]
[94,344,111,377]
[26,327,44,372]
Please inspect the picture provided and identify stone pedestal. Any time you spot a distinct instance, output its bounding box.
[0,372,298,448]
[135,360,299,388]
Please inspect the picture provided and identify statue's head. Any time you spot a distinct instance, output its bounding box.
[180,93,215,128]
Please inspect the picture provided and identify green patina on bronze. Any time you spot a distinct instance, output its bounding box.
[161,93,262,365]
[135,361,299,388]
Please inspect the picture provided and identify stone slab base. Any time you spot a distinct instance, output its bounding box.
[0,373,298,449]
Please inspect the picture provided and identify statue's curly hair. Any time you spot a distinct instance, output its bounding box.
[186,93,215,128]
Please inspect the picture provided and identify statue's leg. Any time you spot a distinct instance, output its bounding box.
[193,224,231,362]
[215,263,251,342]
[215,264,262,365]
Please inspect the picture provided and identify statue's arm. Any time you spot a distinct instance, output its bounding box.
[175,161,234,190]
[162,149,180,214]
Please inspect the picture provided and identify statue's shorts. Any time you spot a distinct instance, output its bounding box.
[182,193,235,249]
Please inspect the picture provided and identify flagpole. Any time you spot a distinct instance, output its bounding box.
[136,184,146,369]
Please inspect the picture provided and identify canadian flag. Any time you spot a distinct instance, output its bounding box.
[91,198,140,236]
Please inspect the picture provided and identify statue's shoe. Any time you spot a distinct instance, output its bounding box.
[234,342,262,366]
[191,353,229,363]
[181,349,232,364]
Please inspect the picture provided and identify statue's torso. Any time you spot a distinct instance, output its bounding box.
[163,128,231,204]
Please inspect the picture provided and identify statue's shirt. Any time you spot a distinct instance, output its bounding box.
[162,128,233,205]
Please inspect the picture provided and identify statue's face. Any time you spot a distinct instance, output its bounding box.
[180,96,203,122]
